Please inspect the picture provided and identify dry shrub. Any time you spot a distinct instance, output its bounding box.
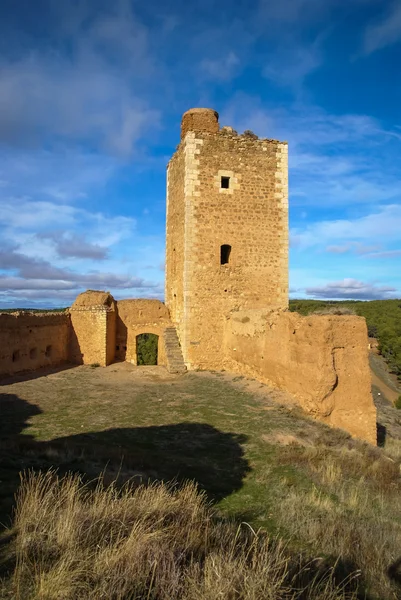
[5,471,358,600]
[384,436,401,461]
[311,307,356,316]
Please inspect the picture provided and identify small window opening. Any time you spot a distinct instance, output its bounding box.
[45,345,52,358]
[29,348,37,359]
[221,176,230,189]
[220,244,231,265]
[116,345,120,351]
[12,350,20,362]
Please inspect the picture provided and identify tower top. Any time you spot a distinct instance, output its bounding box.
[180,108,219,139]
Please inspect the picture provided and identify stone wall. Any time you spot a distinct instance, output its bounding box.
[165,143,186,330]
[165,108,288,370]
[224,309,377,444]
[69,291,116,367]
[116,299,172,365]
[0,312,70,377]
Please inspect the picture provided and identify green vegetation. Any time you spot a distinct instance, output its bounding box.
[1,367,401,598]
[395,396,401,410]
[0,307,67,313]
[136,333,158,365]
[290,299,401,381]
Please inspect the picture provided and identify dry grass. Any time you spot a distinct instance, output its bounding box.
[277,444,401,600]
[4,470,359,600]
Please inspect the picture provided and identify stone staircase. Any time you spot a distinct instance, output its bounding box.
[164,327,187,374]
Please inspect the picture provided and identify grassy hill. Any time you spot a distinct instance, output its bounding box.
[290,299,401,383]
[1,366,401,599]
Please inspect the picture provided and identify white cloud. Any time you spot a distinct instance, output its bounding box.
[326,243,381,255]
[291,204,401,249]
[0,2,160,156]
[200,52,240,82]
[262,41,322,89]
[305,278,398,300]
[38,232,109,260]
[363,2,401,54]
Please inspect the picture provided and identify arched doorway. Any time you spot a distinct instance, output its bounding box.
[136,333,159,365]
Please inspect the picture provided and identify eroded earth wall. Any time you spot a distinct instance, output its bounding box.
[224,310,377,444]
[0,312,70,377]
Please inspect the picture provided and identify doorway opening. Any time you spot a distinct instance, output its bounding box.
[136,333,158,365]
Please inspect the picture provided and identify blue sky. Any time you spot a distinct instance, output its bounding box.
[0,0,400,308]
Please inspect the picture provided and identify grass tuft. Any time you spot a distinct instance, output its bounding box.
[4,470,362,600]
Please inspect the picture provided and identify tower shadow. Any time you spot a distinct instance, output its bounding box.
[0,393,250,533]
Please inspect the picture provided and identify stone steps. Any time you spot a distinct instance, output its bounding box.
[164,327,187,374]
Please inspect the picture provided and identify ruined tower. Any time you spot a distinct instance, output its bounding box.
[165,108,288,369]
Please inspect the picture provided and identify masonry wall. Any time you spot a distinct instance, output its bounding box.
[166,109,288,369]
[0,312,70,377]
[115,299,172,365]
[224,309,377,444]
[69,291,117,367]
[69,310,108,366]
[165,144,186,333]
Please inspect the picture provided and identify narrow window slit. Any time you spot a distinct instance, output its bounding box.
[220,244,231,265]
[221,176,230,189]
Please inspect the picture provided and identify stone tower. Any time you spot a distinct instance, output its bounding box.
[165,108,288,369]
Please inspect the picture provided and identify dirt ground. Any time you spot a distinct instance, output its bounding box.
[369,352,401,404]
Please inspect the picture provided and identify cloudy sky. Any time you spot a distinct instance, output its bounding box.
[0,0,400,308]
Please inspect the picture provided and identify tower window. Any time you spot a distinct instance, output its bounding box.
[221,176,230,189]
[220,244,231,265]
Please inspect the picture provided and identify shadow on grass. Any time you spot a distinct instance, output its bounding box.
[0,363,74,386]
[0,392,250,532]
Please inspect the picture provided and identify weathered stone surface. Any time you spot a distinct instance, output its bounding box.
[224,309,377,444]
[115,299,172,365]
[0,312,70,376]
[166,110,288,370]
[69,290,117,367]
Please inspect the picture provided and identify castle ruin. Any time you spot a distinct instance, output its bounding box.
[0,108,377,444]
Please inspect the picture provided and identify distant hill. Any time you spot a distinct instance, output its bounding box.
[0,308,67,313]
[289,299,401,382]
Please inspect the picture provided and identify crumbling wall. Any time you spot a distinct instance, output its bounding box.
[69,291,116,366]
[0,312,70,377]
[224,310,377,444]
[116,299,172,365]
